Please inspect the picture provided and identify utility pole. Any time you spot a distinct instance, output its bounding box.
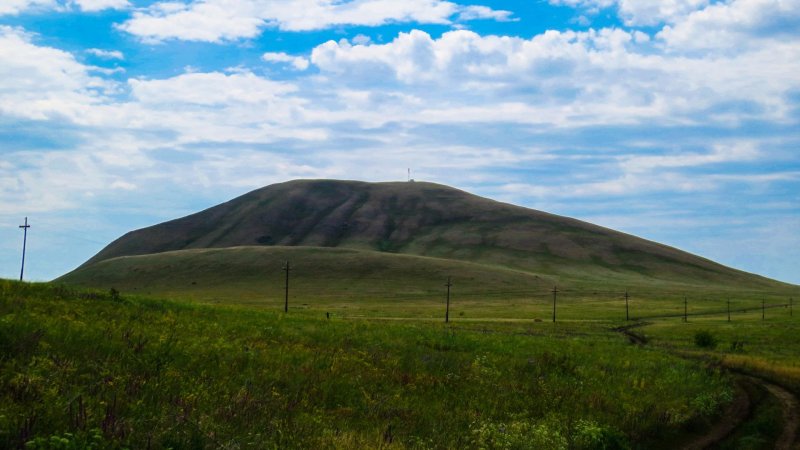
[683,297,688,323]
[445,277,452,323]
[762,299,765,321]
[625,290,630,321]
[791,298,793,317]
[283,261,290,313]
[19,217,30,281]
[727,299,731,322]
[552,286,559,323]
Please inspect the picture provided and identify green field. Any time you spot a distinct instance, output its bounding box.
[59,246,799,323]
[1,279,749,449]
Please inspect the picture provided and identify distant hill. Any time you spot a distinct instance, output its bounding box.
[67,179,783,289]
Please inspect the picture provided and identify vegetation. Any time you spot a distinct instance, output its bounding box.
[1,279,735,449]
[57,246,800,322]
[635,312,800,393]
[694,330,717,349]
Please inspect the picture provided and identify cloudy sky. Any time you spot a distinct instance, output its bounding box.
[0,0,798,284]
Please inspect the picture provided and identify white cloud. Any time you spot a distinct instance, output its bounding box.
[548,0,615,12]
[456,5,514,22]
[616,0,709,25]
[86,48,124,60]
[118,0,512,42]
[0,0,55,15]
[69,0,129,11]
[0,0,127,14]
[657,0,800,52]
[262,51,309,70]
[110,180,137,190]
[309,28,800,126]
[550,0,710,25]
[619,143,759,173]
[121,71,327,144]
[129,71,297,106]
[351,33,372,45]
[0,26,114,121]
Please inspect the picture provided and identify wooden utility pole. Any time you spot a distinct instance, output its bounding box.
[283,261,290,313]
[625,290,630,321]
[762,299,765,321]
[790,298,793,317]
[19,217,30,281]
[683,297,688,322]
[727,300,731,322]
[552,286,559,323]
[445,277,452,323]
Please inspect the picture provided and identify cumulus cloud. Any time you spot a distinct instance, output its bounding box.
[657,0,800,52]
[309,28,800,126]
[262,51,310,70]
[118,0,512,42]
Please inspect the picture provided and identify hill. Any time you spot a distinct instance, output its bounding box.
[69,179,785,289]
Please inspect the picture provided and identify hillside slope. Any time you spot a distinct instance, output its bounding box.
[73,179,783,287]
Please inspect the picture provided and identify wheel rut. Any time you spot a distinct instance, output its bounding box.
[612,320,800,450]
[761,378,799,450]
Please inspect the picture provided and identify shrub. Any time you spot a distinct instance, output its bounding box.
[694,330,717,349]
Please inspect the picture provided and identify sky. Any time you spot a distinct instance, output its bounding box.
[0,0,798,285]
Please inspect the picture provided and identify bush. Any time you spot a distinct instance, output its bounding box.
[694,330,717,349]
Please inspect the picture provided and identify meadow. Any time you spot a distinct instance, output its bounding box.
[58,246,799,323]
[0,279,740,449]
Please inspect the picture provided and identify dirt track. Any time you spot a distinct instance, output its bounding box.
[762,378,799,450]
[682,379,751,450]
[613,321,800,449]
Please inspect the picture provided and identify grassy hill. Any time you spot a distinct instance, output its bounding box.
[72,179,786,289]
[58,246,798,320]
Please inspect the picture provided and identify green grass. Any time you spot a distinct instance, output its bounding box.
[58,246,800,323]
[1,279,734,449]
[632,312,800,392]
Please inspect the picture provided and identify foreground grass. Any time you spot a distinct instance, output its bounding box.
[1,280,734,449]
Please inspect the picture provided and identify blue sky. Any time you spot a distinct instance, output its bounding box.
[1,0,799,285]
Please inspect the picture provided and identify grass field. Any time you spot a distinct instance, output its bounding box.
[638,313,800,391]
[57,246,800,323]
[1,279,743,449]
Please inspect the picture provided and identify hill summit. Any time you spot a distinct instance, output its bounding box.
[74,179,777,287]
